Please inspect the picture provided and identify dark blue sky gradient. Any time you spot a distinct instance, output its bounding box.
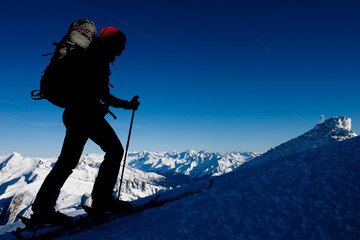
[1,0,360,156]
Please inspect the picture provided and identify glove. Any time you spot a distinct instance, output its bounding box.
[112,95,140,110]
[128,95,140,110]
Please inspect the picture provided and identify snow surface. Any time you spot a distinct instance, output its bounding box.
[0,116,359,239]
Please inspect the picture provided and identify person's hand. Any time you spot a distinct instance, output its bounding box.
[128,95,140,110]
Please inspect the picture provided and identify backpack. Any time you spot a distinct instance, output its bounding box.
[31,19,97,108]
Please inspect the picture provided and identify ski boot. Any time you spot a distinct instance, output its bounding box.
[90,196,134,216]
[27,209,76,229]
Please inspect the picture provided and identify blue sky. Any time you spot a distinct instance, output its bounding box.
[1,0,360,157]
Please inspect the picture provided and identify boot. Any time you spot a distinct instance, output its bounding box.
[31,209,75,227]
[91,196,133,216]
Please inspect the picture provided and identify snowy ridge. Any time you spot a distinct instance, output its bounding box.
[252,116,357,164]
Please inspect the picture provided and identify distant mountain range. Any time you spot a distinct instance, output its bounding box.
[127,150,260,178]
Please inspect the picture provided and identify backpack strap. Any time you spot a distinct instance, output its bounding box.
[31,90,45,100]
[41,42,59,57]
[42,52,54,57]
[108,110,117,120]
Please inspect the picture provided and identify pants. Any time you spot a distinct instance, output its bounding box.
[32,108,124,214]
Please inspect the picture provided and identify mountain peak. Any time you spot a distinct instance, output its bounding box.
[252,116,357,164]
[312,116,357,140]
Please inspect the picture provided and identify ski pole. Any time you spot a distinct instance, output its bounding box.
[117,109,136,199]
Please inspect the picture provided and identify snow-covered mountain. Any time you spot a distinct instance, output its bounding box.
[0,153,168,225]
[251,116,357,165]
[127,150,260,179]
[0,116,359,239]
[0,150,257,225]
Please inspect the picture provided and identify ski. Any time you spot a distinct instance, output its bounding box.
[12,179,214,240]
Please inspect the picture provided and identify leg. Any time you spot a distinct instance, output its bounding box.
[90,119,124,208]
[32,111,90,218]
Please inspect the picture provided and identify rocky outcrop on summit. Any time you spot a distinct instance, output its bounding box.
[252,116,357,164]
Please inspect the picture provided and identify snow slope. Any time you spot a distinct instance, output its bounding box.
[52,135,360,240]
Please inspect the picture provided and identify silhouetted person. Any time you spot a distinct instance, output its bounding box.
[31,27,140,225]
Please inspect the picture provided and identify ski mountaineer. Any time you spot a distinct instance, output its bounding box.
[30,27,140,225]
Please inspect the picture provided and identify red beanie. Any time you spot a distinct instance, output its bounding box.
[100,27,126,44]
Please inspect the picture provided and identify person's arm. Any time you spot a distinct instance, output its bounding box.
[102,92,140,110]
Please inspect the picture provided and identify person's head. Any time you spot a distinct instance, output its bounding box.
[100,27,126,57]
